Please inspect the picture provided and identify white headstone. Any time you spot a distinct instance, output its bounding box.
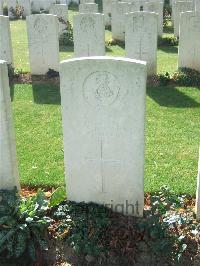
[49,4,68,36]
[7,0,17,18]
[112,1,132,41]
[26,14,59,75]
[40,0,53,11]
[195,0,200,10]
[80,0,95,3]
[73,14,105,57]
[60,56,147,216]
[196,148,200,220]
[79,3,98,13]
[0,60,20,190]
[178,11,200,71]
[102,0,112,26]
[143,1,163,36]
[18,0,32,17]
[31,0,41,13]
[0,16,13,66]
[173,1,194,37]
[125,12,158,76]
[0,0,3,15]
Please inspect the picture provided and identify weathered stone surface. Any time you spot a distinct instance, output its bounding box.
[0,60,20,190]
[73,13,105,57]
[143,1,163,36]
[125,11,158,76]
[0,0,3,15]
[80,0,95,3]
[102,0,113,26]
[26,14,59,75]
[18,0,31,17]
[7,0,17,18]
[79,3,98,13]
[0,16,13,66]
[173,0,194,37]
[112,1,132,41]
[178,11,200,71]
[49,4,68,36]
[60,56,147,216]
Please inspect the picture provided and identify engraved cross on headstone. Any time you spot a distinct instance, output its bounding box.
[85,139,121,193]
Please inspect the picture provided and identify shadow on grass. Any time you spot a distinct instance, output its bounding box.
[59,45,74,53]
[158,45,178,54]
[105,46,113,52]
[32,83,61,105]
[147,86,200,108]
[10,81,14,102]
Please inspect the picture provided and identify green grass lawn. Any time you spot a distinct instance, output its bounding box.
[9,12,200,195]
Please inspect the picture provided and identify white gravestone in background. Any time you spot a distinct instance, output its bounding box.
[79,3,98,13]
[173,1,194,37]
[27,14,59,75]
[112,1,132,41]
[49,4,68,36]
[195,0,200,10]
[18,0,32,17]
[60,57,147,216]
[0,60,20,190]
[125,12,158,76]
[40,0,53,11]
[80,0,95,3]
[196,148,200,220]
[31,0,41,13]
[73,14,105,57]
[7,0,17,18]
[178,11,200,72]
[0,0,3,15]
[0,16,14,66]
[102,0,113,26]
[143,1,163,36]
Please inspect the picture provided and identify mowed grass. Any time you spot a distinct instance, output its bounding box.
[10,12,200,194]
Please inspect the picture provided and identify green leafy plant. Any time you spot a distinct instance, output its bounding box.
[52,201,111,257]
[9,3,24,19]
[59,20,74,46]
[158,36,178,47]
[158,72,171,86]
[172,67,200,86]
[0,188,51,264]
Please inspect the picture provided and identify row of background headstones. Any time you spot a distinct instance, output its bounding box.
[1,1,200,76]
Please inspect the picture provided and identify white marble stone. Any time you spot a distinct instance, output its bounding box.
[0,0,3,15]
[80,0,95,3]
[0,60,20,191]
[173,1,194,37]
[60,56,147,216]
[102,0,113,26]
[18,0,31,17]
[26,14,59,75]
[112,1,132,41]
[178,11,200,71]
[31,0,41,13]
[7,0,17,18]
[73,13,105,57]
[125,11,158,76]
[50,4,68,36]
[195,0,200,10]
[196,148,200,220]
[0,16,13,66]
[40,0,53,11]
[143,1,163,36]
[79,3,98,13]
